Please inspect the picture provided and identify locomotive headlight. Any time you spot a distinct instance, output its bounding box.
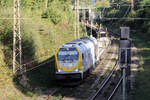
[58,69,63,72]
[73,69,80,72]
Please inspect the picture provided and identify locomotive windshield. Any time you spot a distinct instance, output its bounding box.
[57,48,79,67]
[100,34,106,37]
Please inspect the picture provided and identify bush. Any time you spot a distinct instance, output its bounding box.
[0,0,12,7]
[42,8,62,24]
[41,0,74,25]
[0,20,13,47]
[128,10,136,18]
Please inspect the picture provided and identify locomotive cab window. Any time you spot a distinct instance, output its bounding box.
[57,48,79,67]
[100,34,106,37]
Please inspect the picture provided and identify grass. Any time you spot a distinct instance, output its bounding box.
[0,44,26,99]
[130,33,150,100]
[0,4,87,99]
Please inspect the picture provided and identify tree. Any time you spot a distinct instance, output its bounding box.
[94,0,110,8]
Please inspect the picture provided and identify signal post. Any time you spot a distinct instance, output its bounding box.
[119,27,131,100]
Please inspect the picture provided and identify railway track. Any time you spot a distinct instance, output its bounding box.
[88,60,122,100]
[36,39,118,100]
[90,43,117,89]
[107,77,122,100]
[53,40,119,100]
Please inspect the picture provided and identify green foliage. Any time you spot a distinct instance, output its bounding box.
[94,0,110,8]
[133,1,150,41]
[21,20,42,60]
[128,10,136,18]
[106,9,119,17]
[0,0,74,62]
[0,0,13,7]
[130,33,150,100]
[0,20,13,47]
[21,0,45,9]
[42,7,63,24]
[0,44,6,67]
[42,0,73,24]
[141,0,150,5]
[0,11,42,63]
[0,0,78,99]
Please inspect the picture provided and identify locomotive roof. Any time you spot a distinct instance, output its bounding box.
[60,37,96,48]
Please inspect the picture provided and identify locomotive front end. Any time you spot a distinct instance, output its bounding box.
[55,47,83,79]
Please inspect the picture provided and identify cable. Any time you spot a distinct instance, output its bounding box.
[123,6,131,18]
[102,3,130,31]
[105,7,117,26]
[100,17,150,20]
[111,5,131,32]
[22,54,54,66]
[116,4,131,25]
[24,60,51,72]
[16,58,54,75]
[22,55,54,67]
[0,18,31,20]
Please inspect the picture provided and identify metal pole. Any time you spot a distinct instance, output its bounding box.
[100,11,102,19]
[82,0,85,37]
[131,0,134,11]
[74,0,77,39]
[13,0,17,74]
[77,0,80,38]
[17,0,22,74]
[123,68,126,100]
[125,49,128,64]
[13,0,22,74]
[91,14,93,36]
[45,0,48,9]
[83,0,86,21]
[84,0,88,36]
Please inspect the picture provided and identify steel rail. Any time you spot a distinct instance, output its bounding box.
[107,77,123,100]
[88,59,118,100]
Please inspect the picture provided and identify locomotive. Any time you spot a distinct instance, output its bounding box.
[55,34,110,80]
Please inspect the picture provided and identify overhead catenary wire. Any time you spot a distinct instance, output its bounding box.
[2,0,149,75]
[3,17,149,20]
[99,17,150,20]
[104,6,129,33]
[102,1,131,32]
[112,4,131,25]
[103,7,115,26]
[111,5,150,7]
